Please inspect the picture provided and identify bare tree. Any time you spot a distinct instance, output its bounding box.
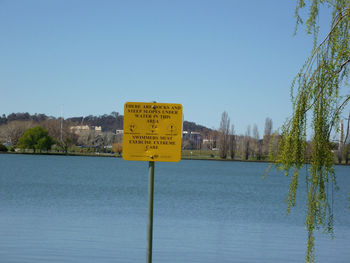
[101,132,115,146]
[60,122,79,153]
[39,119,78,152]
[0,125,6,143]
[229,124,236,160]
[264,118,273,137]
[3,121,33,146]
[337,120,344,164]
[252,124,262,160]
[209,129,218,150]
[269,132,281,160]
[235,135,244,160]
[263,117,273,157]
[78,130,100,148]
[218,111,230,159]
[112,142,123,156]
[40,119,61,140]
[342,112,350,164]
[243,125,251,160]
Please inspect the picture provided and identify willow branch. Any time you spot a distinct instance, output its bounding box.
[328,96,350,138]
[337,59,350,73]
[299,57,348,116]
[344,111,350,144]
[299,8,350,86]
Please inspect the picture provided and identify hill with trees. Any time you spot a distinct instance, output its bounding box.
[0,112,211,134]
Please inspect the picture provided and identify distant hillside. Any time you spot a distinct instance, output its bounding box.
[1,112,212,134]
[0,112,53,125]
[67,112,123,132]
[183,121,212,136]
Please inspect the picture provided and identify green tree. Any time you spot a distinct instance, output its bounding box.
[274,1,350,262]
[18,126,55,153]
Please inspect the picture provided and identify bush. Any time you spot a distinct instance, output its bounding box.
[0,144,8,152]
[17,126,54,152]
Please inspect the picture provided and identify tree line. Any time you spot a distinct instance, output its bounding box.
[0,112,212,153]
[0,112,124,132]
[0,112,209,134]
[1,111,349,163]
[215,111,350,164]
[213,111,276,161]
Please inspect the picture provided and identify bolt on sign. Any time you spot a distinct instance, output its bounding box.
[123,102,183,162]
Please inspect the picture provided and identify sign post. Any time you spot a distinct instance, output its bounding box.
[123,102,183,263]
[147,161,155,263]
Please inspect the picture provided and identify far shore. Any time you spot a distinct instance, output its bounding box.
[2,151,350,166]
[1,150,267,162]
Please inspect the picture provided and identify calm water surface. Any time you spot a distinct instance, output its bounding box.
[0,154,349,262]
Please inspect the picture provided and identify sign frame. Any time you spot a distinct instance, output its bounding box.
[122,102,183,162]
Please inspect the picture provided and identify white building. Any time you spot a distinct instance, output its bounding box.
[70,125,90,134]
[70,125,102,134]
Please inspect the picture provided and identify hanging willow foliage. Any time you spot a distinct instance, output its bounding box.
[274,1,350,262]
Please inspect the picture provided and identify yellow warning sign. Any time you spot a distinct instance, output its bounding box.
[122,102,183,162]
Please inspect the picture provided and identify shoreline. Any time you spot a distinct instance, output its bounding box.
[2,152,350,166]
[1,151,265,162]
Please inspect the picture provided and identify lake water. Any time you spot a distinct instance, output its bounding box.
[0,154,349,263]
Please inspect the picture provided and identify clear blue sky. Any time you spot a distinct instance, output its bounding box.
[0,0,331,135]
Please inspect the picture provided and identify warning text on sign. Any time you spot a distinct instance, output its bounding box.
[123,102,183,162]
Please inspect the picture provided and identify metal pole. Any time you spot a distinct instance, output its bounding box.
[147,161,155,263]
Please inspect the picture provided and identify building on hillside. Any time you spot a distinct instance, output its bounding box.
[114,129,123,143]
[94,126,102,133]
[70,125,90,134]
[202,138,216,150]
[182,131,202,150]
[70,125,102,134]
